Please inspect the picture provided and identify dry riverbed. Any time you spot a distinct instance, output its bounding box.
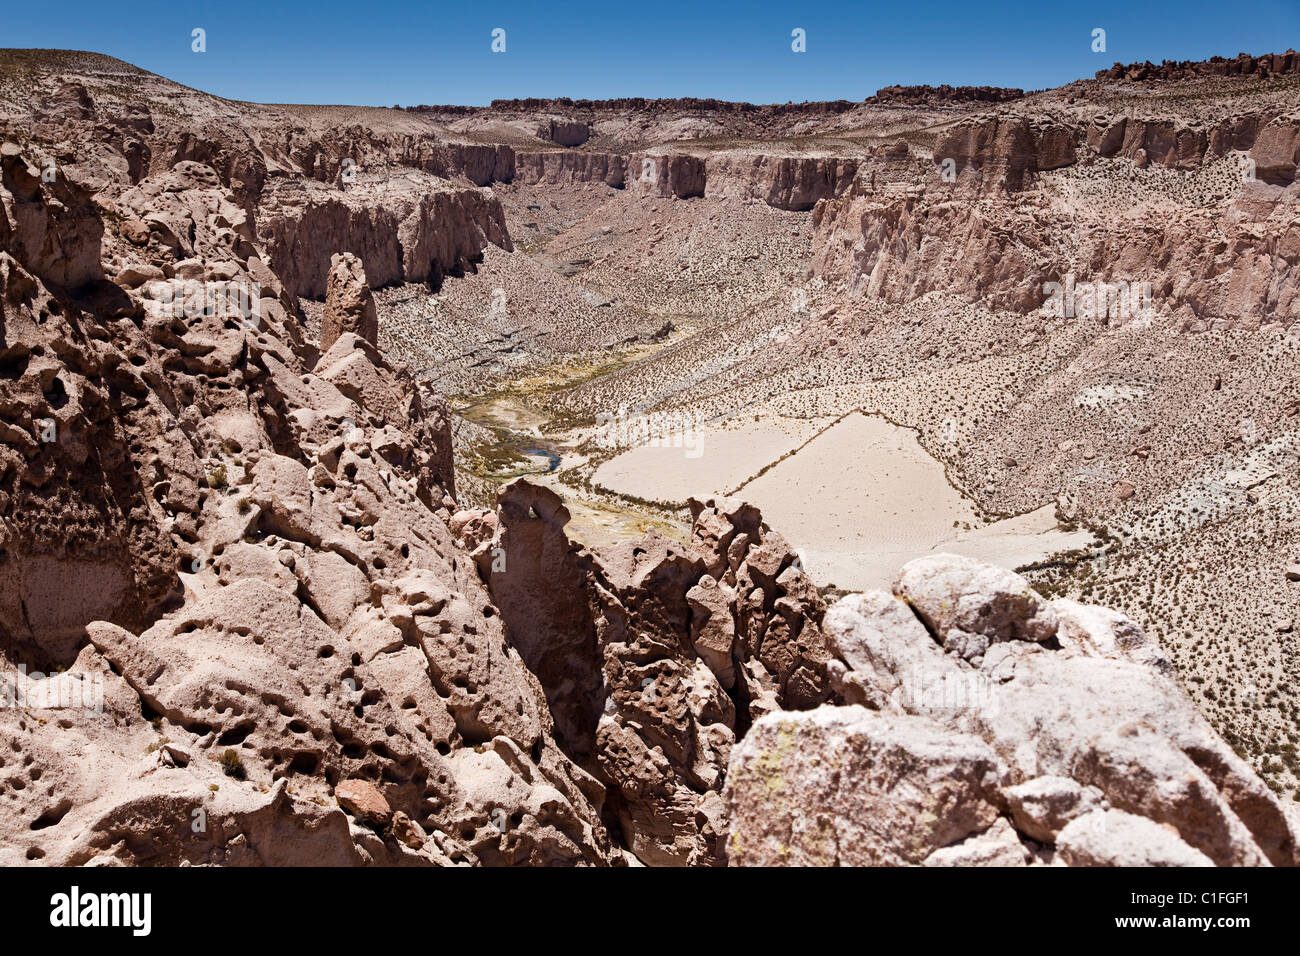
[589,410,1096,590]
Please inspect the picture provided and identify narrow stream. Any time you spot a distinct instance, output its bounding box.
[521,447,562,473]
[461,395,565,478]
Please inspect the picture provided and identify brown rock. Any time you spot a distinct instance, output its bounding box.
[335,779,393,828]
[389,810,426,848]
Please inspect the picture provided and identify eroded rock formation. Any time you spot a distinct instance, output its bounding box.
[448,488,832,865]
[321,252,378,351]
[260,175,511,300]
[726,554,1297,867]
[0,138,607,865]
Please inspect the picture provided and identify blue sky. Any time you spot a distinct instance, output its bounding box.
[3,0,1297,105]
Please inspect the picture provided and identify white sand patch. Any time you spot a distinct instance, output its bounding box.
[732,412,975,589]
[594,409,1094,591]
[592,415,827,502]
[930,504,1094,570]
[729,412,1092,591]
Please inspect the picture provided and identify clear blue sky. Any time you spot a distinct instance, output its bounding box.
[3,0,1297,105]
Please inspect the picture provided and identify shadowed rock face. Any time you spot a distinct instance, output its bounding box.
[0,160,176,663]
[0,46,1296,867]
[260,176,512,300]
[513,151,629,188]
[1,141,104,289]
[539,119,591,148]
[451,489,834,865]
[479,479,604,764]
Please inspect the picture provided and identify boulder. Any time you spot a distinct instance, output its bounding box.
[727,557,1298,867]
[1057,810,1214,867]
[725,706,1007,866]
[335,779,392,828]
[893,553,1059,660]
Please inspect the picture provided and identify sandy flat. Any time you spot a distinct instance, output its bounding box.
[732,412,975,588]
[593,409,1092,591]
[591,415,828,503]
[731,412,1092,590]
[928,504,1094,570]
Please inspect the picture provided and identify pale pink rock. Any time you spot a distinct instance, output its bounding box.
[320,252,378,351]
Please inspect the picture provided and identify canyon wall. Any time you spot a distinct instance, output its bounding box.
[513,151,627,187]
[512,149,858,210]
[933,110,1300,187]
[813,102,1300,327]
[260,177,512,300]
[704,155,859,210]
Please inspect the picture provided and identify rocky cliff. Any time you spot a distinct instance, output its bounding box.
[513,151,628,187]
[1095,50,1300,82]
[705,154,860,210]
[259,174,512,300]
[813,88,1300,327]
[512,149,855,209]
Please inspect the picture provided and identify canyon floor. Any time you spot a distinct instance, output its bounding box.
[428,80,1300,805]
[2,48,1300,866]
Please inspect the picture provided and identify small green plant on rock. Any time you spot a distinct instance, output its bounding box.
[219,748,246,780]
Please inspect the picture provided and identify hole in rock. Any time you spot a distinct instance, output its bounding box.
[30,800,73,831]
[217,723,255,746]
